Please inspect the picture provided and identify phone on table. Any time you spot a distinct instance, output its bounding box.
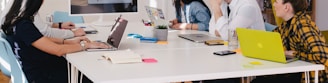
[213,50,236,56]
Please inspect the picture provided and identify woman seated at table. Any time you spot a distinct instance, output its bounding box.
[1,0,109,82]
[170,0,211,31]
[251,0,328,83]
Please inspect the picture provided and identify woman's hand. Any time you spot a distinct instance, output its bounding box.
[169,19,178,25]
[64,36,90,44]
[285,51,296,58]
[85,42,110,49]
[72,28,86,37]
[61,22,76,29]
[169,19,178,28]
[171,23,188,30]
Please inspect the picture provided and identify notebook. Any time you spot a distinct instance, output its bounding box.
[86,15,127,51]
[178,34,220,43]
[236,28,297,63]
[102,50,142,64]
[144,6,169,26]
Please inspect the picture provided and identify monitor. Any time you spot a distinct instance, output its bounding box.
[69,0,137,26]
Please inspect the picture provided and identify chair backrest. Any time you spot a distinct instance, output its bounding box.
[264,22,277,32]
[0,32,28,83]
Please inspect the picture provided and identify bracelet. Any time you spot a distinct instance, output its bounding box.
[58,22,62,29]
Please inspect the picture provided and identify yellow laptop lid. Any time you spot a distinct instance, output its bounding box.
[236,28,288,63]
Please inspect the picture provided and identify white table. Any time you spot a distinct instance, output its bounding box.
[66,22,324,83]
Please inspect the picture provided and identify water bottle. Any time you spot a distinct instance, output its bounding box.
[228,28,238,51]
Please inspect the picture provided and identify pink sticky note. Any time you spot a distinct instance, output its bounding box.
[142,58,158,63]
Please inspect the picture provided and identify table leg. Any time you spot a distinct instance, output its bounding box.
[70,63,78,83]
[315,70,318,83]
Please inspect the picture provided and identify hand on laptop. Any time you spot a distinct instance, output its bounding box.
[85,42,111,49]
[64,36,90,44]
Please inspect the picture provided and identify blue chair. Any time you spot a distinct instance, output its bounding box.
[0,32,28,83]
[264,22,277,32]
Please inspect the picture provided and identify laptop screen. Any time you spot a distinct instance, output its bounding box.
[110,14,122,32]
[106,18,128,48]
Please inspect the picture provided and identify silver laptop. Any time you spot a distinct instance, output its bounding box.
[178,34,220,43]
[87,15,127,51]
[145,6,169,26]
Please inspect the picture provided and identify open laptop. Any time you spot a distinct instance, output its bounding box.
[86,15,127,51]
[144,6,170,26]
[236,28,297,63]
[178,34,220,43]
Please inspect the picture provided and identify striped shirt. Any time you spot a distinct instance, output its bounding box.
[274,11,328,83]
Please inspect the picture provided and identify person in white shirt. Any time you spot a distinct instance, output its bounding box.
[209,0,265,41]
[1,0,85,39]
[34,14,86,39]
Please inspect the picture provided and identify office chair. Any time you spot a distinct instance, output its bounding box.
[0,32,28,83]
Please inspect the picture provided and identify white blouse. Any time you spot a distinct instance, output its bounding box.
[209,0,265,41]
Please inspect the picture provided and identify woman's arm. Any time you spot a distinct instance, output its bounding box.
[296,25,328,65]
[32,36,108,57]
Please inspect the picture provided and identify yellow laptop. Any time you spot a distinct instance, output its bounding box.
[236,28,297,63]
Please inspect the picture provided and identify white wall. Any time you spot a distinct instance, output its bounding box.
[39,0,171,23]
[316,0,328,30]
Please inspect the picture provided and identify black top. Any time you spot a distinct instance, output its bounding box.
[12,19,67,83]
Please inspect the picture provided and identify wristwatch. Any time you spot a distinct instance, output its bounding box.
[80,41,86,51]
[58,22,62,29]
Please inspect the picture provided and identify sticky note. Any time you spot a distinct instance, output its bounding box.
[142,58,158,63]
[243,64,254,68]
[224,41,228,46]
[234,48,242,54]
[157,41,168,45]
[250,61,262,65]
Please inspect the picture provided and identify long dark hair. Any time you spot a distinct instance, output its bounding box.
[175,0,211,19]
[1,0,43,35]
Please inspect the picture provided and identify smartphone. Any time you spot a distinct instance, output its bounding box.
[205,40,224,46]
[213,50,236,56]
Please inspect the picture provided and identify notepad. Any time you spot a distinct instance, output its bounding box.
[102,50,142,64]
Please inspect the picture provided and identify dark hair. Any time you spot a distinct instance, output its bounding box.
[1,0,43,35]
[283,0,308,13]
[174,0,211,19]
